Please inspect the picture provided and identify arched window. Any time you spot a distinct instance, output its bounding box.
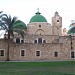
[21,39,24,43]
[35,29,45,35]
[71,51,75,58]
[0,49,4,56]
[34,38,46,43]
[43,40,46,43]
[57,20,59,22]
[54,52,58,57]
[36,51,41,56]
[15,38,24,43]
[38,38,42,43]
[20,49,25,56]
[34,40,37,43]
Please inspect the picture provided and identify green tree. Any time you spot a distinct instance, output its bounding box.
[0,13,27,61]
[0,11,3,14]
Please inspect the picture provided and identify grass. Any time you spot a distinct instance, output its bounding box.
[0,61,75,75]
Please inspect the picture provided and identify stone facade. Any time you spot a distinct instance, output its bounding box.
[0,11,75,61]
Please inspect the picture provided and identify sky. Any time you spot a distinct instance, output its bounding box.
[0,0,75,37]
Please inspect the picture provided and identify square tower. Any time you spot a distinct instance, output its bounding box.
[52,11,62,36]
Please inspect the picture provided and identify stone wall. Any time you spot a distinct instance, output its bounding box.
[27,22,52,35]
[0,35,75,61]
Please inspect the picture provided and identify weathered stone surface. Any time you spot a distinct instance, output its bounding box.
[0,35,74,61]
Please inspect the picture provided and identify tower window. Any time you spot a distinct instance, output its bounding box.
[39,25,41,27]
[36,51,40,56]
[71,51,75,58]
[57,20,59,22]
[54,52,58,57]
[71,47,73,50]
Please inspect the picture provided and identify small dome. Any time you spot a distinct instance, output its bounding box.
[14,20,27,29]
[68,26,75,34]
[55,11,59,15]
[29,11,47,23]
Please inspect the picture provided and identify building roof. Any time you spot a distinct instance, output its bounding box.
[68,26,75,34]
[29,11,47,23]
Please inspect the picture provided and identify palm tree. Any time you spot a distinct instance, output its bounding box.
[0,14,27,61]
[0,11,3,14]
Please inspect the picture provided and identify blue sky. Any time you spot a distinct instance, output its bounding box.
[0,0,75,30]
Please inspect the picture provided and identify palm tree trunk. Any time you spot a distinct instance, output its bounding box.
[6,32,10,61]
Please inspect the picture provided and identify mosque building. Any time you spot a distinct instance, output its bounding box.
[0,10,75,61]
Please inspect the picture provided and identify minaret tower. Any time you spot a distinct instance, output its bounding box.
[52,11,62,36]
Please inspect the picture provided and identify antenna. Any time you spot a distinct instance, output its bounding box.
[37,8,39,11]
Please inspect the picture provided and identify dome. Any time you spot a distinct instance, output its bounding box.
[68,26,75,34]
[29,11,47,23]
[14,20,27,29]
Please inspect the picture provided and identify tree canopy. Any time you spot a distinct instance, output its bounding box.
[0,13,27,39]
